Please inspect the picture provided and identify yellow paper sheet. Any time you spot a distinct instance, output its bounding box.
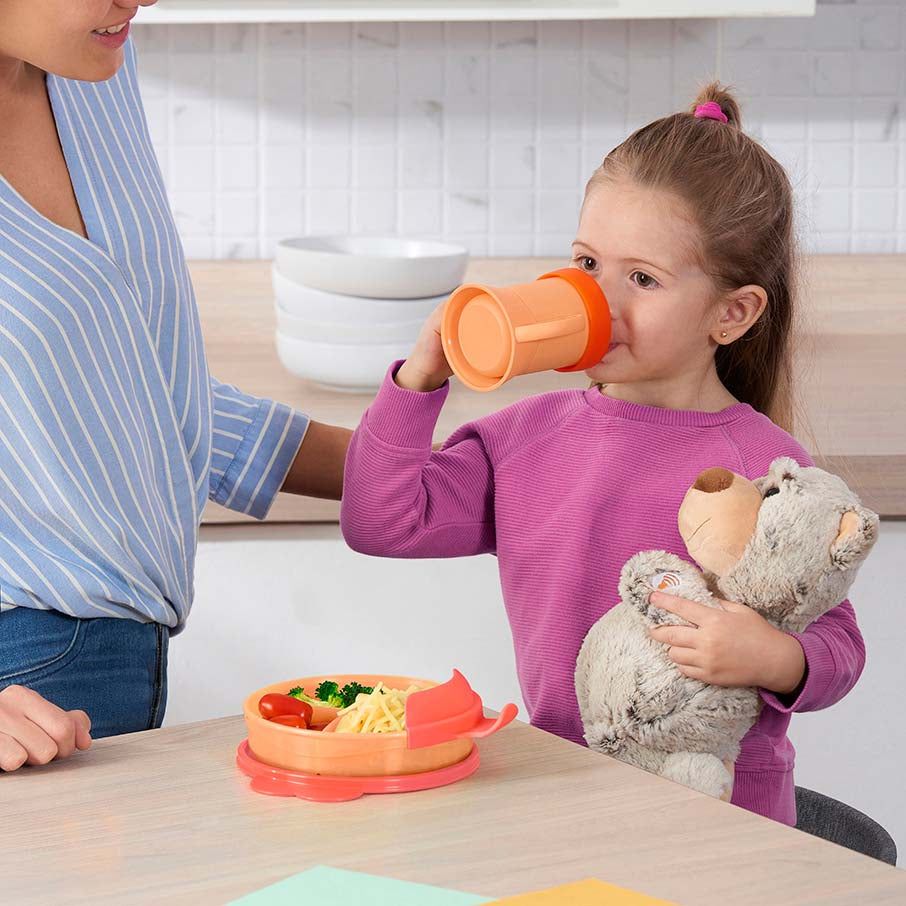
[487,878,677,905]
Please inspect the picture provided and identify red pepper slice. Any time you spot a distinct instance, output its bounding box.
[258,693,313,726]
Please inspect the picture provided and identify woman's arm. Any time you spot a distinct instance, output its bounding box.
[208,377,310,518]
[280,421,352,501]
[0,685,91,772]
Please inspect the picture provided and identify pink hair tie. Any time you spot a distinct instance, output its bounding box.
[694,101,728,124]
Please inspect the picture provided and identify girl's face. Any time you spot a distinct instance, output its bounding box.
[0,1,156,82]
[572,177,724,388]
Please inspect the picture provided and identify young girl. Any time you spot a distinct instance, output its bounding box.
[340,85,864,826]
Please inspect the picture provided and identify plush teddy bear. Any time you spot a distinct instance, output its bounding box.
[575,456,879,800]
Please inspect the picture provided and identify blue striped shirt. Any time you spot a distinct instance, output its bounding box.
[0,40,309,631]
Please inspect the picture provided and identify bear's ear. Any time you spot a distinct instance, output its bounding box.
[770,455,801,477]
[830,507,880,571]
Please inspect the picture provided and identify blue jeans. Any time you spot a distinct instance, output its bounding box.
[0,607,168,738]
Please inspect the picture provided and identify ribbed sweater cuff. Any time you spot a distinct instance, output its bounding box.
[759,630,838,714]
[363,360,450,450]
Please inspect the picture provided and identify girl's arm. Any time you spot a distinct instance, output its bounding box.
[650,438,867,706]
[341,361,496,559]
[741,435,867,713]
[759,599,865,713]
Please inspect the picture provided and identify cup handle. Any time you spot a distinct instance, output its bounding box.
[513,314,586,344]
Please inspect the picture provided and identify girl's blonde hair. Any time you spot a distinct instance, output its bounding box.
[586,82,799,433]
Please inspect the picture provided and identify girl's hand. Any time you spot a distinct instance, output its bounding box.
[0,685,92,772]
[395,303,453,393]
[647,592,806,694]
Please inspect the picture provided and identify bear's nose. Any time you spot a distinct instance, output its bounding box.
[693,467,735,493]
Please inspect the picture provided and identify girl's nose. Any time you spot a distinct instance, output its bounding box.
[590,278,618,322]
[601,289,619,322]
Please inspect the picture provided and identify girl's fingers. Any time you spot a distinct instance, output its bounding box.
[665,645,701,668]
[677,664,709,682]
[0,733,29,772]
[649,592,715,626]
[649,625,699,649]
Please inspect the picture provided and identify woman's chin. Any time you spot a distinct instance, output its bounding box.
[77,44,126,82]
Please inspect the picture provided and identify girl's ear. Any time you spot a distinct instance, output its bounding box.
[712,284,768,344]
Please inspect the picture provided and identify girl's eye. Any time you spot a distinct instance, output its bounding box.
[576,255,597,272]
[763,486,780,499]
[630,270,659,289]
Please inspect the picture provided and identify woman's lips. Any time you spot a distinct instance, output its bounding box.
[91,20,131,49]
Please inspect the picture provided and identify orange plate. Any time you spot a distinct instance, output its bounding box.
[242,674,473,777]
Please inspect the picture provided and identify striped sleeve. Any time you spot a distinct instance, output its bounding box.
[208,378,310,519]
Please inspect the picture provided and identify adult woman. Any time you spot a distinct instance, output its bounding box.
[0,0,351,769]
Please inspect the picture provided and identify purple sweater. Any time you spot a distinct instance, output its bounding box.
[341,362,865,825]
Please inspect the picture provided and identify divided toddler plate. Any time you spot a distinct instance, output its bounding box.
[237,669,518,802]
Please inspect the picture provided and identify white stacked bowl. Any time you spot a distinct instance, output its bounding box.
[272,236,469,393]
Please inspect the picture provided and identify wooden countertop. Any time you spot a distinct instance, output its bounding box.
[4,715,905,905]
[198,256,905,523]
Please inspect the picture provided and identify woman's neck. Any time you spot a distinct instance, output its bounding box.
[596,360,740,413]
[0,53,44,104]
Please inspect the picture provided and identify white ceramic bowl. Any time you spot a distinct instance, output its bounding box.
[274,301,424,346]
[275,331,406,393]
[273,265,445,324]
[274,235,469,299]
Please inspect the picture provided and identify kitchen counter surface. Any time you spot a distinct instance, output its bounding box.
[4,713,906,905]
[197,256,905,522]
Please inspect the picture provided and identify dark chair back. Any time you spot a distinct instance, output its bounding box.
[795,786,897,866]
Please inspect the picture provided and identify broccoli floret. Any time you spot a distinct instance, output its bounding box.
[339,681,374,708]
[287,680,373,709]
[287,686,320,706]
[314,680,346,708]
[315,680,339,702]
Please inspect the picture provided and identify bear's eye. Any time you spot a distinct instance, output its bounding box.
[763,486,780,499]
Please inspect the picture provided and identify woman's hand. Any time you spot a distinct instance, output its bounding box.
[647,592,806,694]
[0,685,92,772]
[395,303,453,393]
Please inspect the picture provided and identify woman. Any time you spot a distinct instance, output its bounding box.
[0,0,351,770]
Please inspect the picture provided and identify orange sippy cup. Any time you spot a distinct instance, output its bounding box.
[440,267,611,392]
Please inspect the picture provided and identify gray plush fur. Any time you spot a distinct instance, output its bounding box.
[575,457,879,799]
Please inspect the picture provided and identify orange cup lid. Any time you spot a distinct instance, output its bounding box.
[540,268,611,372]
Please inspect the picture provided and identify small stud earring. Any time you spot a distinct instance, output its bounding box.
[720,331,728,338]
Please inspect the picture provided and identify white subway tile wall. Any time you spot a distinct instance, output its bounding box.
[132,2,905,259]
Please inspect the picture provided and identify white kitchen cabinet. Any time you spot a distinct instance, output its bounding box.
[139,0,815,25]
